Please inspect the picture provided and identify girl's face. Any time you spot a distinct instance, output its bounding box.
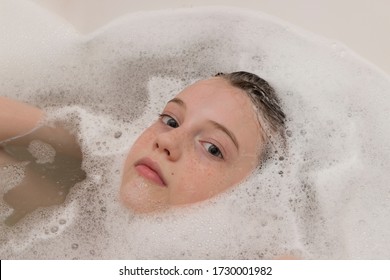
[120,77,263,212]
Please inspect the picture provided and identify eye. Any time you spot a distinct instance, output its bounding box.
[202,142,224,159]
[159,114,179,128]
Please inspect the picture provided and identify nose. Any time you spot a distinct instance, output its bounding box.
[154,129,184,161]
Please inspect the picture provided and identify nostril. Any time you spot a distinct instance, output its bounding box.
[155,141,171,156]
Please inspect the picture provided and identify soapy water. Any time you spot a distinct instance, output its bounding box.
[1,0,390,259]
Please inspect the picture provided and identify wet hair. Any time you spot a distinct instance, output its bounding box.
[215,71,286,163]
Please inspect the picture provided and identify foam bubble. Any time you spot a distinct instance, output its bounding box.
[1,0,390,259]
[27,140,56,164]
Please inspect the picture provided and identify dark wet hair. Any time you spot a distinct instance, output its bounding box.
[215,71,286,162]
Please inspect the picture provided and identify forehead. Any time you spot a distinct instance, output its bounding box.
[177,77,251,110]
[174,77,262,153]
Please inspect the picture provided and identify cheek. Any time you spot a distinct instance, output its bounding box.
[229,155,259,184]
[126,125,160,159]
[187,156,255,199]
[169,158,232,205]
[133,127,156,147]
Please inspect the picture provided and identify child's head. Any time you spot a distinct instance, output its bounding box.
[120,71,285,212]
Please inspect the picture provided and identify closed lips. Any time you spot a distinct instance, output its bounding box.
[134,158,167,187]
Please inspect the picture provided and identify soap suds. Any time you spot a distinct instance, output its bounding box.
[1,0,390,259]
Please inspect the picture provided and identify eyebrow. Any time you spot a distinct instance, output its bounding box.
[209,120,240,151]
[168,97,186,109]
[167,97,240,151]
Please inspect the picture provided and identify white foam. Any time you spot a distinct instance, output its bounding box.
[1,0,390,259]
[28,140,56,164]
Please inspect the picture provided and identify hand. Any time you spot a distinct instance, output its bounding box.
[1,124,86,226]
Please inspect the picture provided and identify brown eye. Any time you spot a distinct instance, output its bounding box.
[159,114,179,128]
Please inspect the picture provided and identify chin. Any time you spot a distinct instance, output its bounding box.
[119,179,169,213]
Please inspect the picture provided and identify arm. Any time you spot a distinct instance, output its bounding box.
[0,97,86,225]
[0,96,81,158]
[0,96,44,142]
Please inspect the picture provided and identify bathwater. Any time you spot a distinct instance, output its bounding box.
[1,0,390,259]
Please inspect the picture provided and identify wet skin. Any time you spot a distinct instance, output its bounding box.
[120,77,263,212]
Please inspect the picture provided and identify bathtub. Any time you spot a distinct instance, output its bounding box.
[1,0,390,260]
[31,0,390,75]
